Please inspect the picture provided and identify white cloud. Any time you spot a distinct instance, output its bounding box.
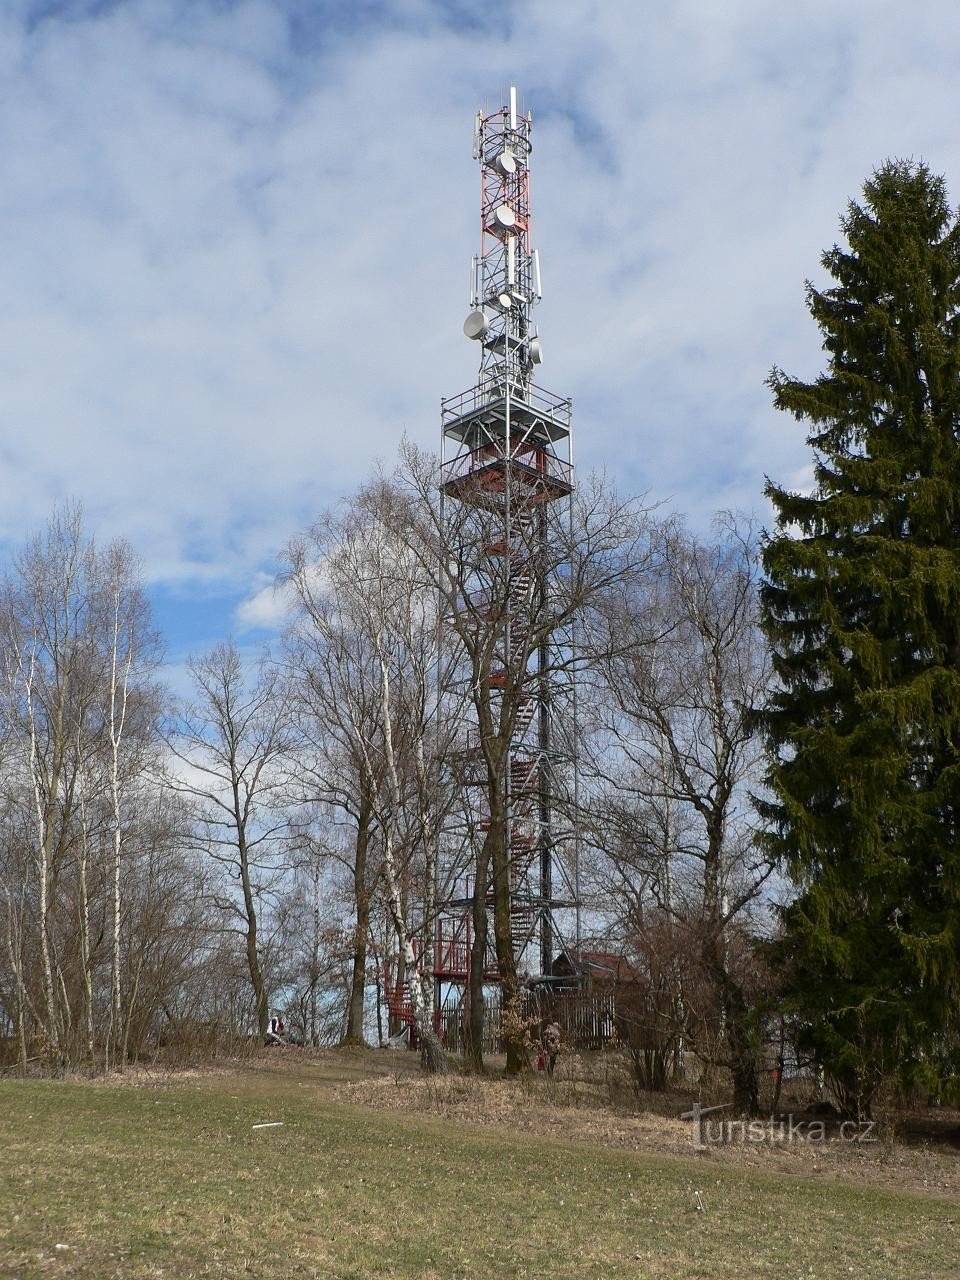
[234,572,291,632]
[1,0,959,639]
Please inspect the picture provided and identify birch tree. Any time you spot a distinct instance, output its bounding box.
[0,505,161,1069]
[101,542,160,1068]
[285,493,467,1073]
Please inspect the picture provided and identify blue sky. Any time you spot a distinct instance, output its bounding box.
[3,0,960,680]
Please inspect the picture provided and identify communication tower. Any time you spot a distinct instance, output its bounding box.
[429,87,581,1042]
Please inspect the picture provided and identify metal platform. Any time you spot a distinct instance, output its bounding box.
[442,385,572,448]
[440,453,573,504]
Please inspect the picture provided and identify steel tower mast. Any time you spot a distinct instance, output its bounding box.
[433,87,580,1042]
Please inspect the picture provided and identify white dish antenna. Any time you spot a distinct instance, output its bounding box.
[493,204,516,234]
[529,337,543,365]
[490,148,516,177]
[463,310,491,341]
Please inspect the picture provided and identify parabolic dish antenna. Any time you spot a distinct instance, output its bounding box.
[491,148,517,177]
[463,310,490,341]
[493,204,517,233]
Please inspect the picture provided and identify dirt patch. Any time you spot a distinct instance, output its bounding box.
[82,1062,239,1087]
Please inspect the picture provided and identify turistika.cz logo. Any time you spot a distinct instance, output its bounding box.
[680,1102,877,1151]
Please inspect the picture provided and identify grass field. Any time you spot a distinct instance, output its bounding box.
[2,1053,958,1279]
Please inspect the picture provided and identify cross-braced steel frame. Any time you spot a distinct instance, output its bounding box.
[431,88,583,1044]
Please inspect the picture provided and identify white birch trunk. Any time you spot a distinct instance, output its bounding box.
[310,864,321,1047]
[414,733,438,1019]
[20,640,61,1061]
[77,762,95,1060]
[108,586,133,1069]
[376,653,446,1070]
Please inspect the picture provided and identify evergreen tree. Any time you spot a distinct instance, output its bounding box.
[760,161,960,1114]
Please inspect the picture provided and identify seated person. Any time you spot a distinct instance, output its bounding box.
[265,1012,287,1046]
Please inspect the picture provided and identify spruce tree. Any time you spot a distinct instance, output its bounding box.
[760,161,960,1114]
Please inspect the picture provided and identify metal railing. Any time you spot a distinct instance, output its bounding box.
[440,445,573,491]
[441,382,572,430]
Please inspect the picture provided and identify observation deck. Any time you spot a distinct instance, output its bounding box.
[440,449,573,504]
[441,383,572,448]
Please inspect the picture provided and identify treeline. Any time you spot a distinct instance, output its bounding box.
[0,455,769,1096]
[2,160,960,1119]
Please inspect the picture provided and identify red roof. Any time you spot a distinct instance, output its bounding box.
[554,949,641,984]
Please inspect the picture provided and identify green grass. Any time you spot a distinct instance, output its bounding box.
[1,1060,958,1279]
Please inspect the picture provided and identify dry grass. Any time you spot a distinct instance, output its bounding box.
[336,1061,960,1203]
[2,1050,958,1279]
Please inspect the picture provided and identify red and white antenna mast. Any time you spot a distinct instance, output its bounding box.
[464,86,543,397]
[433,86,581,1032]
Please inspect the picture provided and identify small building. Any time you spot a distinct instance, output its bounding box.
[536,949,642,1049]
[550,948,641,991]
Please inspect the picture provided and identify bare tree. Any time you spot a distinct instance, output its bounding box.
[281,831,346,1047]
[590,516,772,1111]
[0,505,161,1069]
[284,489,469,1073]
[168,644,293,1043]
[100,542,161,1067]
[0,508,320,1073]
[281,610,384,1047]
[371,443,659,1072]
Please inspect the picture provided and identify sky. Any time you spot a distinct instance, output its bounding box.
[3,0,960,678]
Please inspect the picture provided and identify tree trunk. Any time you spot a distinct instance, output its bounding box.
[77,809,94,1061]
[467,841,491,1070]
[38,831,60,1063]
[373,946,384,1047]
[703,925,760,1115]
[4,889,28,1075]
[374,652,448,1075]
[110,829,122,1066]
[108,622,131,1071]
[28,659,64,1067]
[489,813,525,1074]
[726,989,761,1115]
[342,791,372,1045]
[237,824,268,1041]
[31,720,62,1066]
[382,834,447,1074]
[309,867,321,1047]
